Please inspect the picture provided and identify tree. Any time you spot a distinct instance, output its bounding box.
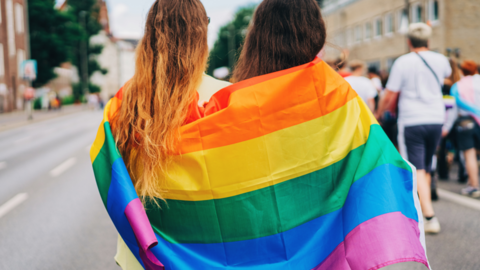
[28,0,82,87]
[62,0,106,98]
[207,5,256,77]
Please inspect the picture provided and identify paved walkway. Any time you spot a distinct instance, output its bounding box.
[0,105,87,132]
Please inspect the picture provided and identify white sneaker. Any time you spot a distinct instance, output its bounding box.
[424,217,441,234]
[461,186,480,198]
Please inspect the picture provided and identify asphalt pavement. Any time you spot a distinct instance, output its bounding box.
[0,110,479,270]
[0,110,117,270]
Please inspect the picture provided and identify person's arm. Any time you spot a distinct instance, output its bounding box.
[375,89,399,119]
[451,83,480,118]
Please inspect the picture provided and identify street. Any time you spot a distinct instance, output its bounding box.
[0,111,479,270]
[0,111,117,270]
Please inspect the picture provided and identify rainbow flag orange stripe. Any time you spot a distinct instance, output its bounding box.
[91,59,429,270]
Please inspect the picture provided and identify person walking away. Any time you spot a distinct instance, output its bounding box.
[376,23,452,234]
[345,60,377,112]
[105,1,231,269]
[450,60,480,197]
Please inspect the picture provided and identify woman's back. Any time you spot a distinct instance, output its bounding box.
[114,74,232,270]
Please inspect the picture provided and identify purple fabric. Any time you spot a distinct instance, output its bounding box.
[125,198,164,269]
[139,246,165,270]
[313,212,428,270]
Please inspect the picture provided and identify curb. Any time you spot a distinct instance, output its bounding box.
[437,188,480,211]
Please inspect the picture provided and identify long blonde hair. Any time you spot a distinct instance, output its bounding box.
[112,0,209,202]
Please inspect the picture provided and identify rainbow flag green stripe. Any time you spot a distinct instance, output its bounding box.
[146,125,410,244]
[92,122,120,207]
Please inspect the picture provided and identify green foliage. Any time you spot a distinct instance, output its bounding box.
[28,0,107,88]
[28,0,82,87]
[207,5,256,77]
[61,95,75,105]
[33,98,42,110]
[88,83,102,93]
[63,0,106,80]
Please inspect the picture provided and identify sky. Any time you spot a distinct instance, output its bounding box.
[56,0,260,48]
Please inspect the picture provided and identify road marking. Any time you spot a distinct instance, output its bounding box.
[437,188,480,211]
[50,158,77,177]
[0,162,6,170]
[0,193,28,219]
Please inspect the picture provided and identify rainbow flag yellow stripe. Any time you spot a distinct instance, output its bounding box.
[91,58,429,270]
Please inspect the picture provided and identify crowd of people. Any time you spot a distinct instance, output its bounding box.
[340,22,480,234]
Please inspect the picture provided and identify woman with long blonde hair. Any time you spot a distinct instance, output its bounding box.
[111,0,229,268]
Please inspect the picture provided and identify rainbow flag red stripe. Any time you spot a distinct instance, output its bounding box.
[91,58,429,270]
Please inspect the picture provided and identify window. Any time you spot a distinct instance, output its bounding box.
[412,3,423,23]
[365,22,372,40]
[354,25,362,43]
[346,27,353,46]
[17,49,25,75]
[6,0,15,56]
[397,9,408,32]
[335,31,345,47]
[429,0,439,21]
[15,3,24,33]
[385,13,394,34]
[374,17,383,37]
[0,44,4,77]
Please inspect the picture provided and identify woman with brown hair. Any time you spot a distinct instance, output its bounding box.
[111,0,229,268]
[232,0,326,82]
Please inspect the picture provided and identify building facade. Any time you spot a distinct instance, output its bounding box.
[0,0,28,112]
[322,0,480,71]
[89,0,137,101]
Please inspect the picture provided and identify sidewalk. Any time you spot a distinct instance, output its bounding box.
[0,105,86,132]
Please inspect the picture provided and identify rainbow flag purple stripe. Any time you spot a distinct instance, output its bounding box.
[91,58,429,269]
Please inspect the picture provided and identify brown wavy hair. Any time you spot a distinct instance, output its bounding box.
[232,0,326,82]
[112,0,209,202]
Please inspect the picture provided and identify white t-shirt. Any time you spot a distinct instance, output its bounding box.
[197,74,232,105]
[344,75,378,104]
[371,77,383,92]
[386,51,452,126]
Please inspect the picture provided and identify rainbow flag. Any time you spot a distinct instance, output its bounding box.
[91,58,429,270]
